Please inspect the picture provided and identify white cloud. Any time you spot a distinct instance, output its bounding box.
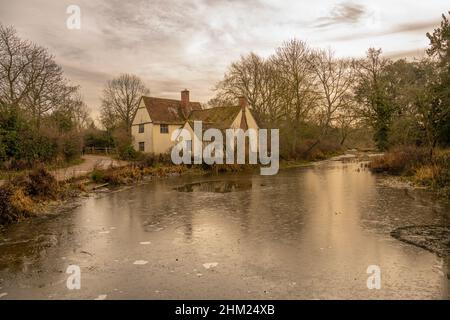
[0,0,448,117]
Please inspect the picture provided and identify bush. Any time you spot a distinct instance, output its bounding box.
[118,143,139,160]
[369,146,429,175]
[0,183,34,225]
[91,169,105,183]
[0,138,6,162]
[137,153,156,167]
[102,166,143,185]
[84,127,114,149]
[413,149,450,197]
[433,150,450,189]
[17,128,58,163]
[26,165,59,199]
[60,130,83,161]
[370,146,450,198]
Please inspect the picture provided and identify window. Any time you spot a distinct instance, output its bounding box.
[138,142,145,152]
[160,124,169,134]
[138,123,144,133]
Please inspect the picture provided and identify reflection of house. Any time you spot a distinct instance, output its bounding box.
[131,90,259,154]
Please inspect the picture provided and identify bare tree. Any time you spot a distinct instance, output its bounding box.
[0,24,82,129]
[24,56,80,128]
[0,24,46,109]
[100,73,149,134]
[308,48,354,149]
[213,53,279,125]
[271,39,317,154]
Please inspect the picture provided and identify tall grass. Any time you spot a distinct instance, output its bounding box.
[0,165,59,225]
[369,146,450,198]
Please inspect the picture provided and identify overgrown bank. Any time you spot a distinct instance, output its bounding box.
[369,147,450,199]
[0,157,261,227]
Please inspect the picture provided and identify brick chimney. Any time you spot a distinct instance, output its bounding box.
[181,89,189,109]
[238,96,248,109]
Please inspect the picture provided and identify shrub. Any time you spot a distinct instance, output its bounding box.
[433,150,450,188]
[91,169,105,183]
[137,153,156,168]
[102,166,143,185]
[0,183,34,225]
[17,129,58,163]
[84,127,114,149]
[26,165,59,199]
[413,165,441,184]
[369,146,429,175]
[60,130,83,161]
[0,138,6,162]
[118,143,139,160]
[157,152,173,165]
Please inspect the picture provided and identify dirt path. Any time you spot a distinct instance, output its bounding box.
[52,155,128,181]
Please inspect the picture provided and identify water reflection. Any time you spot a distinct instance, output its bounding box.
[0,160,449,299]
[175,180,252,193]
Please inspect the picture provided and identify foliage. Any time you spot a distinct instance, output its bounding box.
[26,165,59,199]
[83,124,115,149]
[212,12,450,156]
[0,166,58,225]
[91,169,105,183]
[0,183,34,225]
[369,146,430,175]
[0,24,89,167]
[370,147,450,198]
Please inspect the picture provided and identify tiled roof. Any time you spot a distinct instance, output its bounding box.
[141,96,202,124]
[187,106,242,129]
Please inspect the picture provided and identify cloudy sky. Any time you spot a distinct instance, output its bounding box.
[0,0,448,119]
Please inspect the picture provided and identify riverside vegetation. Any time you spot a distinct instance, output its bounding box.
[369,146,450,199]
[0,153,260,226]
[1,12,450,226]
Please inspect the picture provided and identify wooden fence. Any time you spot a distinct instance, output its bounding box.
[83,147,117,155]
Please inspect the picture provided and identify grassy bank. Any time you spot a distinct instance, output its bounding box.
[0,149,346,227]
[369,146,450,199]
[0,159,258,227]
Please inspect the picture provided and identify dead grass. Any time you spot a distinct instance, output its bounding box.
[0,166,60,226]
[369,146,429,175]
[27,165,59,199]
[370,146,450,198]
[0,184,34,225]
[413,164,441,183]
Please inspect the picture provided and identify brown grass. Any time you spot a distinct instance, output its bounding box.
[0,166,59,226]
[369,146,429,175]
[26,165,59,199]
[0,184,34,225]
[370,146,450,198]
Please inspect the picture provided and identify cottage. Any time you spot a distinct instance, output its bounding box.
[131,90,259,154]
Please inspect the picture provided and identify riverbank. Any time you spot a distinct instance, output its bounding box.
[369,147,450,199]
[1,156,448,299]
[0,159,267,228]
[0,153,327,228]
